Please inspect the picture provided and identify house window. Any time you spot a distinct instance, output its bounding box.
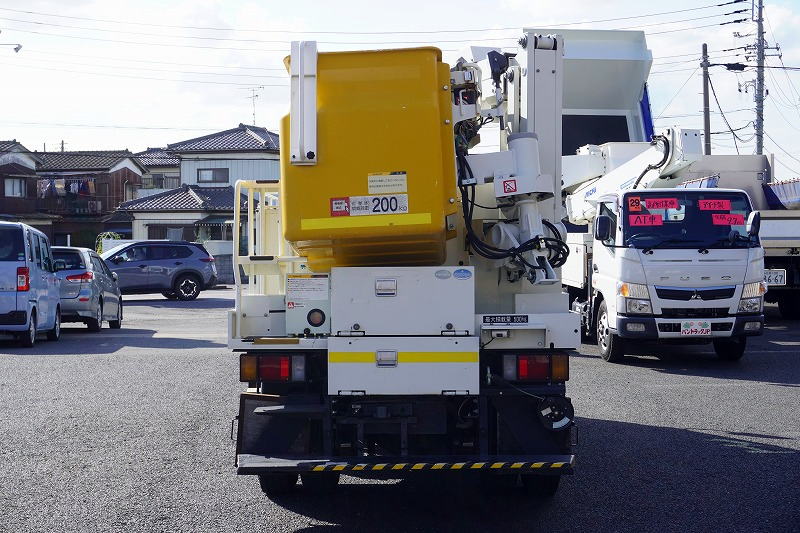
[4,178,26,198]
[197,168,229,183]
[164,175,180,188]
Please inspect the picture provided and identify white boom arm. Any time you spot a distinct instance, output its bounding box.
[564,128,703,225]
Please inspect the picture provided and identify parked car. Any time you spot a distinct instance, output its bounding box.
[52,247,122,331]
[0,221,63,347]
[101,241,217,301]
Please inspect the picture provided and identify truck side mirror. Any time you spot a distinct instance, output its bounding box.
[594,215,612,243]
[746,211,761,237]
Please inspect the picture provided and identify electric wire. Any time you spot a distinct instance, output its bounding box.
[654,68,699,118]
[0,1,748,35]
[708,73,746,153]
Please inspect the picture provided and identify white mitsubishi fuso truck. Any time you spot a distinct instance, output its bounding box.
[228,34,580,498]
[562,129,766,362]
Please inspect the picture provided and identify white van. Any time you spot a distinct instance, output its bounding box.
[0,221,63,347]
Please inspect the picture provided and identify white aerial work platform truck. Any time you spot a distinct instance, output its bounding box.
[562,130,766,362]
[228,34,579,497]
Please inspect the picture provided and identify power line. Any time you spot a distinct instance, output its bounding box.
[0,120,223,131]
[764,131,800,166]
[0,61,289,87]
[708,73,744,153]
[0,1,748,35]
[647,19,748,35]
[611,9,748,31]
[23,49,286,71]
[13,56,287,78]
[654,68,699,118]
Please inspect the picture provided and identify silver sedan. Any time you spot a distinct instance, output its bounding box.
[52,247,122,331]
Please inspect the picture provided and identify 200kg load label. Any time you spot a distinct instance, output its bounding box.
[330,194,409,217]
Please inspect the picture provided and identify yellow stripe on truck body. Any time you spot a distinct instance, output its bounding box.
[327,336,480,395]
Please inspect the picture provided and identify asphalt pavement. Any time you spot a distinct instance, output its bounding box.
[0,289,797,533]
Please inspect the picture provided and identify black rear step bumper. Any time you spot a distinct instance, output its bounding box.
[237,453,575,475]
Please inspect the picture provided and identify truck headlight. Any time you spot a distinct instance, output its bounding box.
[738,297,763,313]
[617,282,650,299]
[741,281,767,299]
[626,298,652,315]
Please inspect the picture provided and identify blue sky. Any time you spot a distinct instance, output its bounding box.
[1,0,799,177]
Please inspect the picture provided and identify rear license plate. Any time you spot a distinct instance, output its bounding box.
[764,269,786,286]
[680,320,711,336]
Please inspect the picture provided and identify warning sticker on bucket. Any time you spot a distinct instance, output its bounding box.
[368,172,407,194]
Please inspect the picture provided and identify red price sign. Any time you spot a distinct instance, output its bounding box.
[629,214,664,226]
[699,199,732,211]
[645,197,679,210]
[711,213,745,225]
[627,196,642,212]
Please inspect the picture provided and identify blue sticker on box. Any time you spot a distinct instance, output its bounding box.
[453,268,472,280]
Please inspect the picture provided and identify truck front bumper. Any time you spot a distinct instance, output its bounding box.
[237,453,574,475]
[615,314,764,339]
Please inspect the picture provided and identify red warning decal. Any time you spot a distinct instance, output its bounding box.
[330,197,350,217]
[645,197,679,210]
[629,214,663,226]
[699,199,731,211]
[712,213,745,225]
[627,196,642,212]
[502,179,517,194]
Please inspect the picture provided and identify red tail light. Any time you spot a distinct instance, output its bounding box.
[258,355,291,381]
[16,267,29,292]
[517,355,550,380]
[200,257,215,263]
[66,271,94,283]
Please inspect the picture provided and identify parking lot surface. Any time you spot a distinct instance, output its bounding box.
[1,289,797,532]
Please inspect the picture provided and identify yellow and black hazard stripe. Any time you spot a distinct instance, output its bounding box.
[310,460,573,472]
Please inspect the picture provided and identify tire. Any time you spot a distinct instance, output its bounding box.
[109,300,122,329]
[47,307,61,341]
[174,274,201,301]
[162,291,178,300]
[19,310,36,348]
[713,337,746,361]
[300,472,340,492]
[87,301,103,332]
[521,475,561,498]
[777,295,800,319]
[258,473,298,496]
[596,300,625,363]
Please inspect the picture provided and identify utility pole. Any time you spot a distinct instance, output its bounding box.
[702,43,711,155]
[754,0,765,155]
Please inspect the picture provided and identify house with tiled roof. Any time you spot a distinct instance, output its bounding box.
[166,123,279,190]
[134,147,180,198]
[0,140,58,237]
[35,149,145,246]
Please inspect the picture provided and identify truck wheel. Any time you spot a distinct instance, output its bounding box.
[19,310,36,348]
[174,274,201,301]
[713,337,746,361]
[777,295,800,319]
[521,475,561,498]
[300,472,340,492]
[597,301,625,363]
[258,473,298,496]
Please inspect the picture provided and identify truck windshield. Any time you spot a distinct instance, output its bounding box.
[622,192,754,249]
[0,226,25,261]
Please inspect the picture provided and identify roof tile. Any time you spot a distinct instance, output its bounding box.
[167,123,279,153]
[135,147,179,168]
[118,184,244,211]
[37,150,136,171]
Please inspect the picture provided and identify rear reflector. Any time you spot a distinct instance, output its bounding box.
[240,354,306,383]
[66,271,94,283]
[501,352,570,383]
[16,267,30,292]
[259,356,290,381]
[551,354,570,382]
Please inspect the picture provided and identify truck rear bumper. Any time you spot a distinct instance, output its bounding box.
[237,453,575,475]
[615,314,764,339]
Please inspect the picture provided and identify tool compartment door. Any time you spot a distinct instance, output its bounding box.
[327,336,479,395]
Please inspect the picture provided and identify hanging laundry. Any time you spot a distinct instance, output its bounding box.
[37,179,51,198]
[79,180,91,196]
[69,181,79,194]
[88,180,96,194]
[54,179,66,196]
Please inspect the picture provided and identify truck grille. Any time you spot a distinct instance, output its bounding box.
[659,308,730,319]
[655,286,735,301]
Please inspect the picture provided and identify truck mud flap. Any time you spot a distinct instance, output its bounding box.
[237,453,575,475]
